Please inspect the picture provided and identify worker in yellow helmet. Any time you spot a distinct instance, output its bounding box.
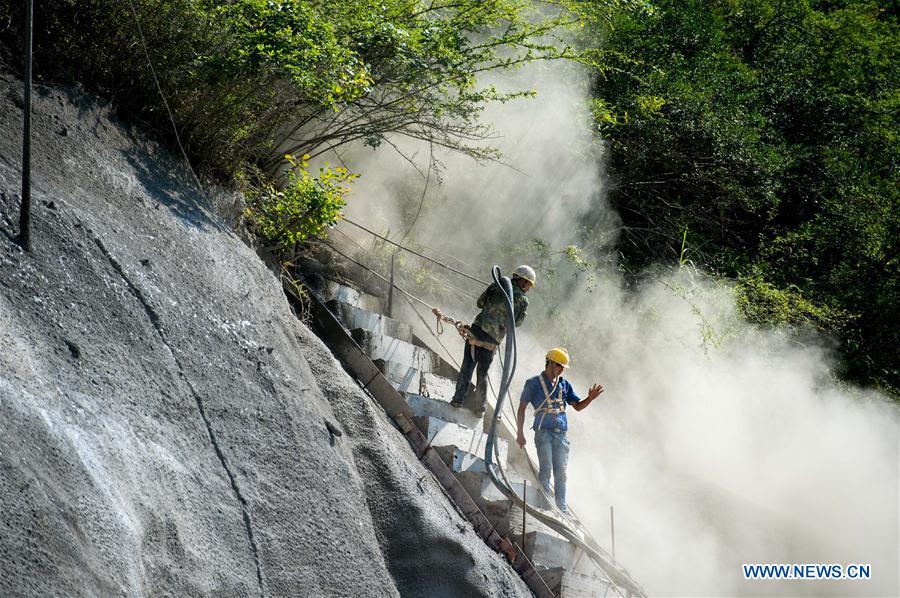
[450,265,536,415]
[515,347,604,513]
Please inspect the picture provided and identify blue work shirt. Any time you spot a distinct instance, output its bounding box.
[519,373,582,432]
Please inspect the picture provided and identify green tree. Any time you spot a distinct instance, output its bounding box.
[583,0,899,393]
[0,0,605,265]
[0,0,585,174]
[245,154,357,258]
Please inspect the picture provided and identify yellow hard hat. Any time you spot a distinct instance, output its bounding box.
[545,347,570,368]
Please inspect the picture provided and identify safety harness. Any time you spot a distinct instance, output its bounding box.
[432,307,499,356]
[535,374,566,431]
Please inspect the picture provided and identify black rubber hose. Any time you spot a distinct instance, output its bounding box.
[481,266,645,598]
[484,266,515,475]
[486,267,517,488]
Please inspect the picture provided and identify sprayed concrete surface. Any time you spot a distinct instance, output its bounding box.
[0,74,532,598]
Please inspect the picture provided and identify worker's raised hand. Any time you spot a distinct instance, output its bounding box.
[587,383,604,401]
[516,432,527,448]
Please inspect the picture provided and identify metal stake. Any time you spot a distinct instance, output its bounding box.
[387,252,395,317]
[521,479,527,554]
[19,0,34,251]
[610,505,616,559]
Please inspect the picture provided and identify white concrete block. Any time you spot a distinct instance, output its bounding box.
[428,418,509,466]
[541,567,613,597]
[447,448,492,475]
[366,334,435,372]
[428,433,508,474]
[407,394,480,428]
[331,301,412,342]
[381,360,423,393]
[417,418,485,455]
[322,280,383,312]
[418,372,457,403]
[503,503,560,540]
[527,530,578,570]
[478,474,552,510]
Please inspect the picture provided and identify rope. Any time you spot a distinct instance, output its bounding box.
[316,237,434,310]
[316,237,497,354]
[334,225,480,301]
[401,293,461,369]
[126,0,205,197]
[430,307,498,352]
[341,217,489,285]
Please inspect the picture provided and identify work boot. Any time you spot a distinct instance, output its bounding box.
[449,391,466,408]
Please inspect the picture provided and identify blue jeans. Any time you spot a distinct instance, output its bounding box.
[534,429,570,511]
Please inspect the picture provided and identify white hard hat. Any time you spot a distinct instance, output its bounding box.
[512,264,536,287]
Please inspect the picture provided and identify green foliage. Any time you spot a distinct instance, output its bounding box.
[516,238,599,292]
[0,0,591,175]
[0,0,618,276]
[245,155,357,256]
[735,274,853,334]
[584,0,899,393]
[209,0,370,105]
[271,0,594,163]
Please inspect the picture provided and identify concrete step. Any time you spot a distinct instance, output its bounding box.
[434,446,493,475]
[525,530,591,573]
[486,478,553,512]
[454,469,551,510]
[320,279,384,313]
[455,471,513,525]
[417,371,458,403]
[377,361,461,398]
[327,300,413,343]
[483,399,525,445]
[426,417,509,473]
[453,471,555,539]
[377,359,460,399]
[495,501,560,541]
[407,393,481,428]
[351,329,437,373]
[411,333,460,380]
[415,416,507,466]
[377,359,424,394]
[539,567,613,597]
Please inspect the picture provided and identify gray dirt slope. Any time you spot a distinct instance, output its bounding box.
[0,73,531,598]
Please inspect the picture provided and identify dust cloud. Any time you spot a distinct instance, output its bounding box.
[326,57,899,597]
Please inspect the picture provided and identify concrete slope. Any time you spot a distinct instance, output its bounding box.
[0,73,531,598]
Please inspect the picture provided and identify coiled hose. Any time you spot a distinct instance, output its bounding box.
[482,266,645,598]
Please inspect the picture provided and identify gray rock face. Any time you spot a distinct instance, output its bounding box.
[0,74,531,598]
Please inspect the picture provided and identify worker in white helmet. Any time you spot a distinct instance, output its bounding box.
[515,347,604,513]
[450,265,536,415]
